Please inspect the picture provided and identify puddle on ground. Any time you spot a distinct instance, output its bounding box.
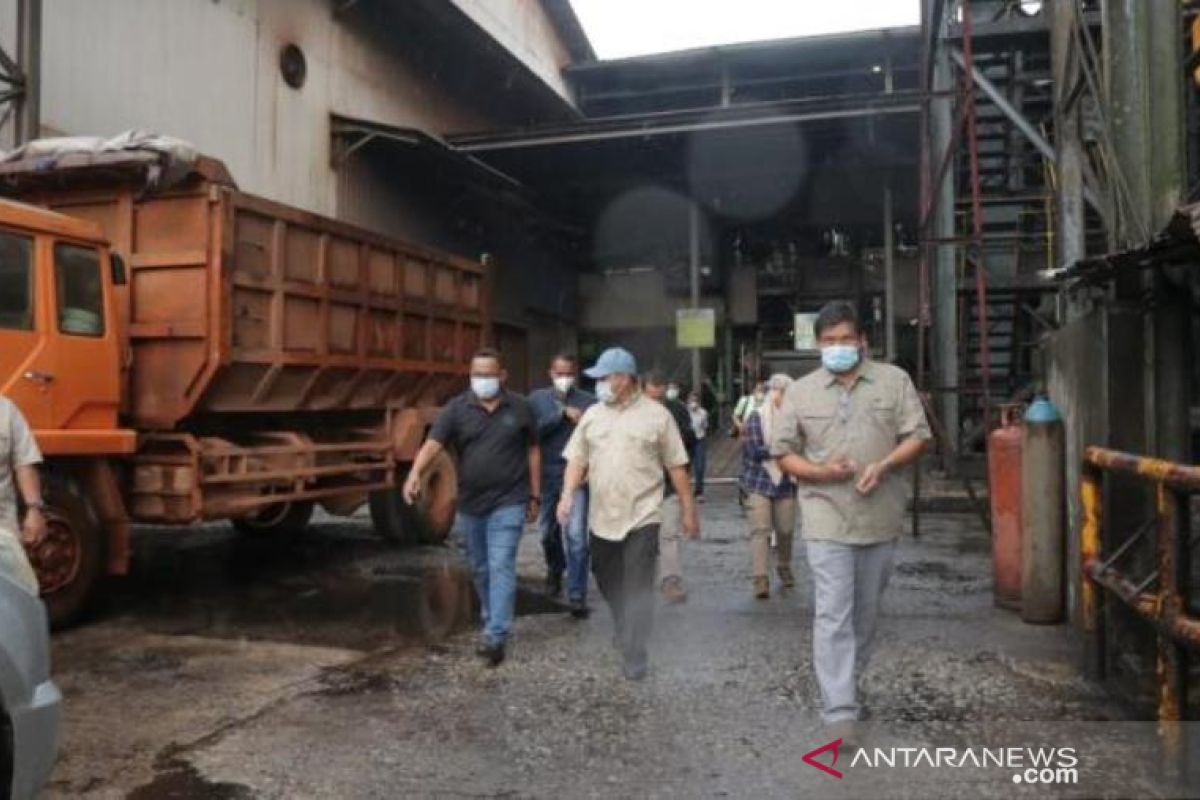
[89,523,563,651]
[127,758,253,800]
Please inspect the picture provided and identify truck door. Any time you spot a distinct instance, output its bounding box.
[45,241,121,430]
[0,228,54,428]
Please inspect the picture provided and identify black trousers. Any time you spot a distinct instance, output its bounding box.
[590,525,659,670]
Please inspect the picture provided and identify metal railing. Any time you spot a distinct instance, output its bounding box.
[1080,446,1199,769]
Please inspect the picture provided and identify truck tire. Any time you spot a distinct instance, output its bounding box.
[370,451,457,546]
[28,477,105,629]
[231,500,315,536]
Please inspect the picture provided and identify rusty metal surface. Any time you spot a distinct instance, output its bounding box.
[9,162,487,430]
[1084,446,1200,491]
[1080,447,1199,773]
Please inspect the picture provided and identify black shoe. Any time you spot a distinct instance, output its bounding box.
[545,572,563,599]
[476,641,505,667]
[569,598,590,619]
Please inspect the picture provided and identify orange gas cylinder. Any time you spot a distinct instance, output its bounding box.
[987,405,1023,610]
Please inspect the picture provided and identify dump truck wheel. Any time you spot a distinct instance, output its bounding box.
[368,488,418,545]
[414,452,457,545]
[369,452,458,546]
[28,479,105,629]
[231,501,315,536]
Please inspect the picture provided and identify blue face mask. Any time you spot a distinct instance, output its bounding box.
[821,344,861,374]
[471,376,501,400]
[595,379,615,404]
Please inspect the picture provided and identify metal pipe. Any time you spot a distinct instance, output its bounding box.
[1079,467,1103,678]
[1085,446,1200,493]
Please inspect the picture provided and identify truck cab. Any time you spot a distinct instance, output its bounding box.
[0,198,135,626]
[0,198,127,448]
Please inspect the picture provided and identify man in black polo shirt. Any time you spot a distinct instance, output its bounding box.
[404,348,540,667]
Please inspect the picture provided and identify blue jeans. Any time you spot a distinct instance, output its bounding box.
[540,478,590,602]
[456,503,526,647]
[693,438,708,496]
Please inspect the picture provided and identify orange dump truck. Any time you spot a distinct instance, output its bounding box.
[0,152,484,625]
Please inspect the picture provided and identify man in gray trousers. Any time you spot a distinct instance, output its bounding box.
[771,301,930,745]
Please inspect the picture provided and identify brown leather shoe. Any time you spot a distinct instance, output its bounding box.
[753,576,770,599]
[661,576,688,604]
[777,566,796,588]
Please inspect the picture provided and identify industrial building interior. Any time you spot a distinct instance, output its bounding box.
[3,0,1200,792]
[451,0,1200,733]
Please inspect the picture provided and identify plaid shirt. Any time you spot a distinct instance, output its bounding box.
[739,411,796,499]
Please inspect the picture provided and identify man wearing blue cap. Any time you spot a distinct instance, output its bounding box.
[559,347,699,681]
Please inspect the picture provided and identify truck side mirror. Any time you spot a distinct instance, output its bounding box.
[111,253,128,286]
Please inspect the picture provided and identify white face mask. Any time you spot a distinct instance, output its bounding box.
[666,387,680,401]
[471,376,501,400]
[553,376,575,394]
[595,379,615,404]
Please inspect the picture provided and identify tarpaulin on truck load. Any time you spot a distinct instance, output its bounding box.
[0,130,203,191]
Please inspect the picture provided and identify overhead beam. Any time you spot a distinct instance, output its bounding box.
[453,101,919,153]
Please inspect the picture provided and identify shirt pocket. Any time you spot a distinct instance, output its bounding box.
[869,398,897,430]
[798,411,836,445]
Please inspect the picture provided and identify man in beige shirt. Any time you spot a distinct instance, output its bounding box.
[0,396,47,594]
[771,302,930,742]
[559,347,699,681]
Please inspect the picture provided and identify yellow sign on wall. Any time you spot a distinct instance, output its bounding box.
[676,308,715,349]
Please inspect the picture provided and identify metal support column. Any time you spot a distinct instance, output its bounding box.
[1051,0,1086,319]
[930,4,959,460]
[884,178,896,362]
[14,0,40,145]
[689,201,702,394]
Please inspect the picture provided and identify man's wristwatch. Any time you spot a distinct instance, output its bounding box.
[24,500,47,512]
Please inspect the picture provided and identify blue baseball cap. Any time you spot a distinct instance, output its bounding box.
[584,347,638,378]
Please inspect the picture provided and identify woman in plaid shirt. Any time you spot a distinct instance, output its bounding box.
[739,374,798,599]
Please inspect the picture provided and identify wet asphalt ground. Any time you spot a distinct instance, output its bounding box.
[42,485,1195,799]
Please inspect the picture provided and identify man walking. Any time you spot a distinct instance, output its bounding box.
[0,396,46,594]
[642,370,696,604]
[771,301,930,742]
[404,349,540,667]
[528,353,594,616]
[559,348,699,680]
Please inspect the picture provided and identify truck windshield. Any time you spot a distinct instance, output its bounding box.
[0,231,34,331]
[54,243,105,337]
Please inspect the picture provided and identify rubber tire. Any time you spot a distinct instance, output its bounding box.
[370,452,457,546]
[231,500,315,536]
[33,478,105,630]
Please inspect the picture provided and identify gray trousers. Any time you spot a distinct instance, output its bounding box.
[658,494,682,584]
[805,538,896,723]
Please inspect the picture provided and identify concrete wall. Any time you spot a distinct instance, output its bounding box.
[19,0,498,217]
[0,0,582,364]
[449,0,575,103]
[578,270,728,332]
